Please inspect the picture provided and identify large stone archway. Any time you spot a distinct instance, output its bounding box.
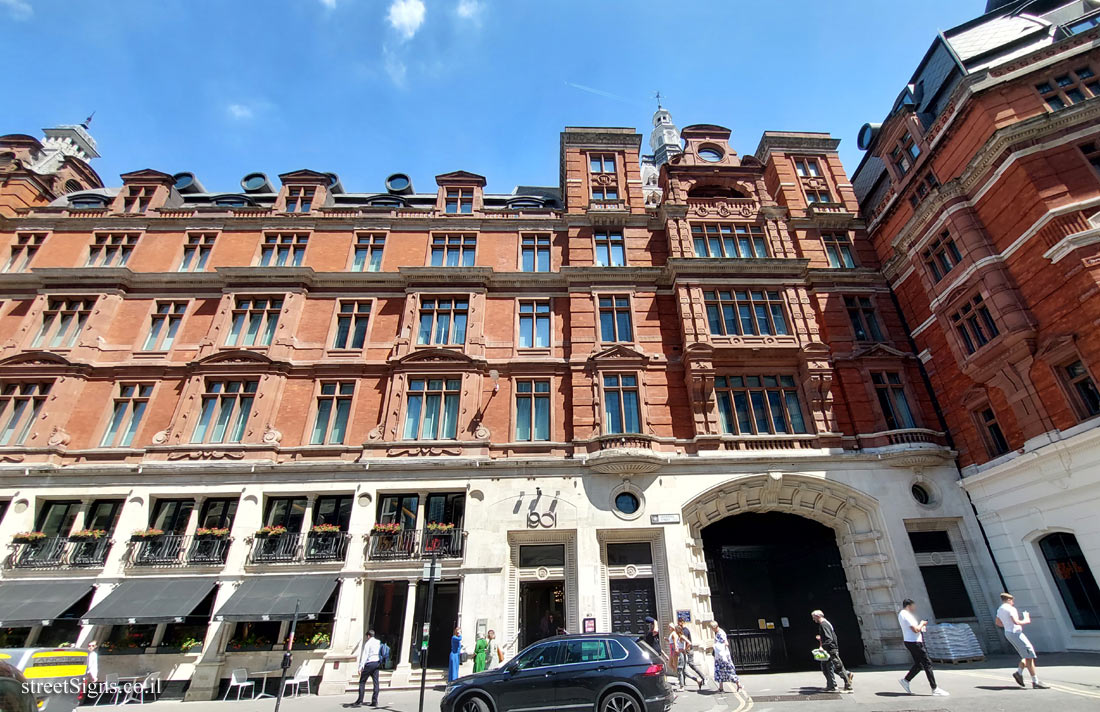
[682,473,905,665]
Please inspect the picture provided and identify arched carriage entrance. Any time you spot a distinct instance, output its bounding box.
[683,473,905,668]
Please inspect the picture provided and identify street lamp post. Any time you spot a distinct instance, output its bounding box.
[273,598,301,712]
[417,550,439,712]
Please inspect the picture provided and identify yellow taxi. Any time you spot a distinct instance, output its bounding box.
[0,648,90,712]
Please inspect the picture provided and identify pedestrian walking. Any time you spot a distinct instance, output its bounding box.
[85,641,99,683]
[897,599,948,697]
[708,620,742,693]
[811,610,852,693]
[486,630,503,670]
[642,616,661,655]
[677,622,708,691]
[666,623,681,683]
[350,628,381,708]
[473,632,488,673]
[996,592,1049,689]
[448,626,462,683]
[669,622,703,690]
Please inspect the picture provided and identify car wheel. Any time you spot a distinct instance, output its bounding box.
[600,691,641,712]
[458,693,491,712]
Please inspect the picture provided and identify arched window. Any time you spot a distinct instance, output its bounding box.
[1039,532,1100,629]
[65,179,83,193]
[687,184,746,199]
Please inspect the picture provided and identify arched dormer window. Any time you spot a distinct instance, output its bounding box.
[212,194,255,207]
[69,194,110,209]
[64,179,83,193]
[507,198,544,209]
[365,196,406,208]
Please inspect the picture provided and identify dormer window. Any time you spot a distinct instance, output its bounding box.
[285,186,314,213]
[122,186,154,214]
[213,196,251,207]
[69,195,109,209]
[445,188,473,214]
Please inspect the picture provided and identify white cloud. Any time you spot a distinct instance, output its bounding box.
[387,0,425,40]
[456,0,481,19]
[0,0,32,20]
[226,104,255,121]
[318,0,336,8]
[383,46,407,86]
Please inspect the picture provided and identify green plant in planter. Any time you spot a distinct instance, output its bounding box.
[130,528,164,541]
[310,523,341,535]
[12,531,47,543]
[370,523,401,534]
[308,632,331,648]
[179,637,202,653]
[426,522,455,532]
[69,529,107,541]
[255,525,287,538]
[194,527,229,539]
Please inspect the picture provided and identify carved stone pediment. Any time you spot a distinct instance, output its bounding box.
[193,349,274,366]
[0,351,73,367]
[588,344,650,363]
[396,348,476,364]
[838,343,912,361]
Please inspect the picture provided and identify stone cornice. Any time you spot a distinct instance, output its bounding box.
[805,267,890,288]
[666,257,809,279]
[753,134,841,163]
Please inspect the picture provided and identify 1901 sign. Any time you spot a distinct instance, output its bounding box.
[527,511,557,529]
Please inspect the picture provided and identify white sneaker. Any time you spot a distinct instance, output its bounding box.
[898,678,911,694]
[932,688,950,696]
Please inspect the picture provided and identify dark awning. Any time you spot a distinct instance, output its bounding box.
[81,577,216,625]
[214,575,338,622]
[0,580,93,627]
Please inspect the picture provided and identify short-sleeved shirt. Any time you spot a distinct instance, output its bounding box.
[898,609,923,643]
[997,603,1022,634]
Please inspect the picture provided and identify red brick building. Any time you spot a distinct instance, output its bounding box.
[853,0,1100,653]
[0,110,1002,695]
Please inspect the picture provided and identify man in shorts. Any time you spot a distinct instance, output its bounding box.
[996,592,1048,689]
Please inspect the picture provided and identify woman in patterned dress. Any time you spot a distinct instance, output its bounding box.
[710,620,743,693]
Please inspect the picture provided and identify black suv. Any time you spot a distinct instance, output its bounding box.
[440,633,673,712]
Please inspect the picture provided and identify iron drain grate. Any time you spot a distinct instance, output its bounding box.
[749,693,843,702]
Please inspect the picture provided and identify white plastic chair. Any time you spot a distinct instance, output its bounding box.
[131,671,161,704]
[223,668,255,701]
[96,673,121,706]
[282,664,311,697]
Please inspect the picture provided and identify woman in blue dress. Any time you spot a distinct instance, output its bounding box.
[448,626,462,682]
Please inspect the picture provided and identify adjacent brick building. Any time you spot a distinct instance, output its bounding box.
[0,108,1004,693]
[853,0,1100,653]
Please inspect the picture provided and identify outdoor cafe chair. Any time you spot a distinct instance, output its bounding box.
[224,668,255,700]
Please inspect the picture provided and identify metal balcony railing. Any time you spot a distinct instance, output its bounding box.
[248,531,351,564]
[365,528,467,562]
[127,535,232,567]
[7,536,112,569]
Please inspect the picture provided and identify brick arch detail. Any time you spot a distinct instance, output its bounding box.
[680,473,903,664]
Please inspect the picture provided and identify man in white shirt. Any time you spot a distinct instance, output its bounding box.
[897,599,948,696]
[996,592,1048,689]
[351,629,381,707]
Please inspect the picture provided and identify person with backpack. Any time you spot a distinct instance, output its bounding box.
[350,629,381,708]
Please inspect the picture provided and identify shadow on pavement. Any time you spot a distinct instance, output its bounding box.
[976,685,1026,691]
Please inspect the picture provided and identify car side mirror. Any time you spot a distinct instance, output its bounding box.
[504,663,519,674]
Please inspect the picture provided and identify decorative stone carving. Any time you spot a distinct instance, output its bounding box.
[0,453,25,463]
[474,424,490,440]
[151,430,171,445]
[46,426,70,448]
[367,424,384,441]
[387,446,462,457]
[167,450,245,461]
[262,424,282,445]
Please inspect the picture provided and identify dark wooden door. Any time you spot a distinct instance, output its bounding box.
[609,579,657,635]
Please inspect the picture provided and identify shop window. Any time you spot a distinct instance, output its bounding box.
[950,294,1000,356]
[160,588,216,653]
[872,371,916,430]
[715,375,807,435]
[104,624,156,654]
[691,224,768,258]
[1038,532,1100,630]
[226,621,280,652]
[225,297,282,347]
[704,290,789,337]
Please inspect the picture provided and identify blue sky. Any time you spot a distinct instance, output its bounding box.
[1,0,979,195]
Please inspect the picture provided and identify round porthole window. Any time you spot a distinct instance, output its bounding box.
[911,484,931,505]
[615,492,640,515]
[698,146,723,162]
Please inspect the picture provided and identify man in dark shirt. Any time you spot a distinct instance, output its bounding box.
[813,609,853,692]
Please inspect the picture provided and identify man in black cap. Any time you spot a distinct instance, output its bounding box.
[642,617,661,655]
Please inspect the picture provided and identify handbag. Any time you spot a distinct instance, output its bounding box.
[812,647,831,661]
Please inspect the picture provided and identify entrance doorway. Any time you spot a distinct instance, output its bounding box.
[367,582,407,670]
[702,512,863,672]
[412,581,460,668]
[609,579,657,635]
[519,581,565,649]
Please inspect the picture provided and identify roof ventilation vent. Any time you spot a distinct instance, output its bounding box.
[241,173,274,193]
[326,172,344,194]
[386,173,414,195]
[173,172,205,194]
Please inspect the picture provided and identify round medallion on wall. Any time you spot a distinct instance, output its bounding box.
[929,552,944,565]
[536,567,550,581]
[695,205,709,216]
[597,174,613,186]
[739,205,754,217]
[624,565,639,579]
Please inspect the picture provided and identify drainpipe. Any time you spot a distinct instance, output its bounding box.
[888,290,1008,591]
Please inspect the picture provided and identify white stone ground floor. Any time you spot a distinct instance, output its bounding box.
[963,420,1100,654]
[0,446,1011,698]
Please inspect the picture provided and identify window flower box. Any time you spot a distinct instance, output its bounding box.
[371,523,401,534]
[426,522,455,532]
[255,525,287,539]
[12,532,47,544]
[310,523,341,535]
[130,528,164,541]
[69,529,108,541]
[194,527,230,539]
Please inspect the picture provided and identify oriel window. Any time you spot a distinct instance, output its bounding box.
[715,375,807,435]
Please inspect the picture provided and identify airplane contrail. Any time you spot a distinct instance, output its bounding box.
[564,81,647,107]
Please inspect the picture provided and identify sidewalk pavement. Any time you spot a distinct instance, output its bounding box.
[90,653,1100,712]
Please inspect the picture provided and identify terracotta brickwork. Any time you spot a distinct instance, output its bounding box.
[859,32,1100,469]
[0,125,940,468]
